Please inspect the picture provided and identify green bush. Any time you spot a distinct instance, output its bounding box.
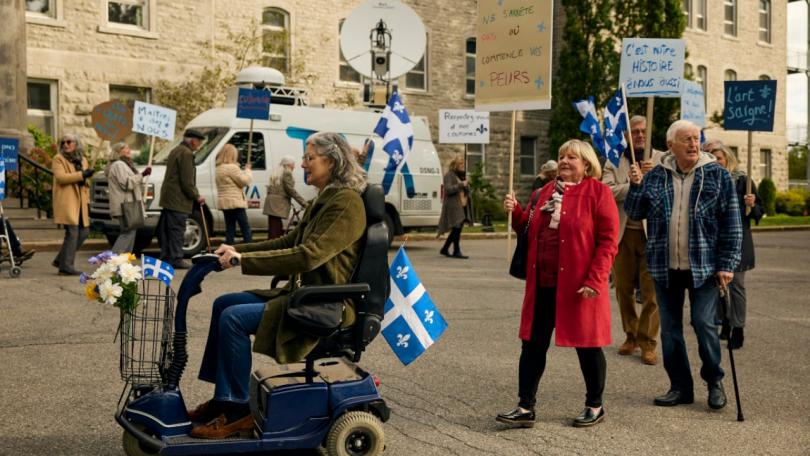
[775,190,808,216]
[758,177,777,216]
[469,162,506,222]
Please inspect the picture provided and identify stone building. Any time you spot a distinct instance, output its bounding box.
[22,0,788,201]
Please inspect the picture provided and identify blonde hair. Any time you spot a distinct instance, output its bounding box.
[448,155,465,172]
[215,144,238,166]
[711,144,738,173]
[558,139,602,180]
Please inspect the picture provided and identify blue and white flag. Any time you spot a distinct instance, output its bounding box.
[572,96,606,157]
[0,149,5,201]
[602,88,629,167]
[141,255,175,287]
[381,247,448,365]
[373,92,416,197]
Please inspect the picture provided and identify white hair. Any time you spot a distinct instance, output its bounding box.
[269,155,296,187]
[666,120,700,143]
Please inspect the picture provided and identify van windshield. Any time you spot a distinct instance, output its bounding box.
[151,127,229,166]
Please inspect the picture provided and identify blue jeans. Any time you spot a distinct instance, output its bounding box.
[222,208,252,245]
[199,292,265,403]
[654,270,724,394]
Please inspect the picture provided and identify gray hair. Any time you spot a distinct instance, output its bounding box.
[108,142,129,161]
[59,133,84,155]
[629,115,647,128]
[666,120,700,143]
[307,132,367,192]
[269,155,297,187]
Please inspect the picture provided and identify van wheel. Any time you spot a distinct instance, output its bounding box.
[382,213,395,246]
[183,211,205,257]
[325,411,384,456]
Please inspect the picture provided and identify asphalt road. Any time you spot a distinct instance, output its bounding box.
[0,231,808,455]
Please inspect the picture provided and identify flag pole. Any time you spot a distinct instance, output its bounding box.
[507,110,516,263]
[746,131,753,216]
[247,119,254,167]
[143,135,156,200]
[644,96,654,161]
[621,84,636,166]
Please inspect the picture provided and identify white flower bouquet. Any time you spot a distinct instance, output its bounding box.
[81,251,143,313]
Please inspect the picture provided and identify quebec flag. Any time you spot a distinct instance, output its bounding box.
[381,247,448,365]
[572,96,607,158]
[0,149,5,201]
[603,88,629,167]
[373,92,415,196]
[141,256,175,287]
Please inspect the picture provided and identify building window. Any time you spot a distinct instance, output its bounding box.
[685,63,693,79]
[697,65,707,106]
[404,38,428,91]
[724,0,737,37]
[724,69,737,81]
[27,80,57,138]
[26,0,54,18]
[466,144,484,172]
[108,0,147,29]
[338,20,361,84]
[109,85,151,152]
[759,74,771,80]
[465,38,476,96]
[262,8,290,74]
[759,0,771,43]
[695,0,706,30]
[683,0,692,28]
[760,149,772,180]
[519,137,537,176]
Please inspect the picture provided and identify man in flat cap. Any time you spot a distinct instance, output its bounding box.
[157,129,206,269]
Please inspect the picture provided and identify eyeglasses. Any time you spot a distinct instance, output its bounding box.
[630,129,646,136]
[301,154,320,163]
[676,136,700,145]
[60,140,74,146]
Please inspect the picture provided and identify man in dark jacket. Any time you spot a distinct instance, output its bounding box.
[158,129,205,269]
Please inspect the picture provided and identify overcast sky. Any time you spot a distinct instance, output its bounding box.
[787,1,807,142]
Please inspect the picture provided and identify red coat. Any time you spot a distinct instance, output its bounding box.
[511,177,619,347]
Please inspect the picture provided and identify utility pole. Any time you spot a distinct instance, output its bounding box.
[0,0,29,147]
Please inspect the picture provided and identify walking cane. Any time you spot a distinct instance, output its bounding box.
[198,202,212,254]
[721,286,745,422]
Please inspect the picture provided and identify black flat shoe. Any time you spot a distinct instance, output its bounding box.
[572,407,605,427]
[495,407,535,428]
[439,249,451,257]
[451,252,469,259]
[58,269,82,276]
[653,389,694,406]
[708,382,727,410]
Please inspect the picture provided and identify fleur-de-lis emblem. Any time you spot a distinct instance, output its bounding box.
[392,101,405,113]
[396,333,410,348]
[392,151,404,164]
[396,265,409,280]
[424,310,434,325]
[759,85,772,99]
[475,124,488,134]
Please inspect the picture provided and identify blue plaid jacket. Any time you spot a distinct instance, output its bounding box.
[625,160,742,288]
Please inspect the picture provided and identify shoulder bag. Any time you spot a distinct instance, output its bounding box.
[120,200,145,231]
[509,191,541,280]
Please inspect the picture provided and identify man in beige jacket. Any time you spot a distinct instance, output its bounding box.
[602,115,664,365]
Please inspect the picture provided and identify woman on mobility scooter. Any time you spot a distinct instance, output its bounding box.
[188,132,368,439]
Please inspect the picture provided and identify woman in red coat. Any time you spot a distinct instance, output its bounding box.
[497,139,619,428]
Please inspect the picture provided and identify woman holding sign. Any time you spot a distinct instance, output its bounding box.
[215,144,253,245]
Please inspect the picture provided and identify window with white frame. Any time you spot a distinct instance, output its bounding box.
[465,38,476,96]
[695,0,706,30]
[404,38,428,91]
[27,80,57,138]
[466,144,484,172]
[685,63,693,79]
[109,85,151,152]
[262,7,290,74]
[759,149,772,179]
[724,69,737,81]
[26,0,54,18]
[697,65,707,106]
[759,0,771,43]
[683,0,692,28]
[338,20,361,83]
[107,0,148,29]
[724,0,737,36]
[519,137,537,176]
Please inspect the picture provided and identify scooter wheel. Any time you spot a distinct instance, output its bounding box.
[325,411,385,456]
[122,429,159,456]
[9,266,21,278]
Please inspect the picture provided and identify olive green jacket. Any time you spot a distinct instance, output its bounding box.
[159,142,199,214]
[235,186,366,363]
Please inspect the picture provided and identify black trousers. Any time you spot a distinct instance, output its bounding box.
[222,208,252,245]
[441,226,463,254]
[518,287,607,409]
[158,209,187,265]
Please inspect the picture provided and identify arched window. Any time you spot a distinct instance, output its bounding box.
[724,69,737,81]
[697,65,707,106]
[759,74,771,80]
[759,0,771,43]
[465,38,476,96]
[262,7,290,73]
[685,63,693,79]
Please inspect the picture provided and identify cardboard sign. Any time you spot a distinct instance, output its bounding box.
[132,101,176,140]
[723,80,777,132]
[619,38,685,98]
[236,88,271,120]
[91,101,133,142]
[680,81,706,127]
[439,110,490,144]
[0,137,19,172]
[475,0,554,111]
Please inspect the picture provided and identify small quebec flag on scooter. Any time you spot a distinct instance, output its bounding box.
[141,255,175,287]
[381,247,448,365]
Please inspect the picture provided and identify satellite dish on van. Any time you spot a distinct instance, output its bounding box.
[339,0,426,81]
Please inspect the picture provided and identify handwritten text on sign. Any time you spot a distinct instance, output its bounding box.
[132,101,177,141]
[619,38,685,98]
[0,137,19,172]
[723,80,777,132]
[91,101,133,142]
[236,88,271,121]
[475,0,554,111]
[680,81,706,127]
[439,110,490,144]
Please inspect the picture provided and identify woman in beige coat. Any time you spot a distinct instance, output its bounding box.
[105,142,151,254]
[215,144,253,245]
[51,133,94,275]
[263,156,307,239]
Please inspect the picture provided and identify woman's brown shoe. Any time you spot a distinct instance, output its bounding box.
[190,414,254,439]
[187,400,216,422]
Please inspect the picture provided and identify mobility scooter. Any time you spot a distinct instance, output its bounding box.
[116,185,391,455]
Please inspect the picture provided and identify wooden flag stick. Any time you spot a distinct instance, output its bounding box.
[746,130,753,216]
[621,84,636,165]
[507,110,516,263]
[246,119,255,167]
[644,96,654,161]
[143,135,156,200]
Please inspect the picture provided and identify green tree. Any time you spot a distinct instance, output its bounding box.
[758,177,777,216]
[788,145,808,181]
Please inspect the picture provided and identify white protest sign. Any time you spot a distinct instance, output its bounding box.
[439,110,490,144]
[680,80,706,127]
[132,101,176,141]
[619,38,685,98]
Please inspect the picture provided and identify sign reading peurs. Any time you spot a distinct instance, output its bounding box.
[475,0,554,111]
[680,80,706,127]
[619,38,685,98]
[91,101,133,142]
[723,80,777,132]
[132,101,176,141]
[236,88,271,121]
[439,110,490,144]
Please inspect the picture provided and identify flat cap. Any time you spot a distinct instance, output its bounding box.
[184,129,205,140]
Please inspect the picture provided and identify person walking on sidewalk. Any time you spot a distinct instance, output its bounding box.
[263,156,306,239]
[158,129,205,269]
[625,120,742,410]
[437,155,471,259]
[215,144,253,245]
[51,133,93,275]
[602,115,664,365]
[105,142,151,254]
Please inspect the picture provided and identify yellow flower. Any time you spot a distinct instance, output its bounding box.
[128,253,137,263]
[85,282,99,301]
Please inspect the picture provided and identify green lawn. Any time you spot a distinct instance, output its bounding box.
[758,215,810,227]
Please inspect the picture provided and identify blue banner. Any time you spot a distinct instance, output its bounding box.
[236,88,271,121]
[723,80,777,132]
[0,137,19,172]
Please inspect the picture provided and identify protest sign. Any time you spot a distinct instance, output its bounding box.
[236,88,271,120]
[475,0,554,111]
[0,137,20,172]
[132,101,176,141]
[723,80,777,132]
[680,81,706,127]
[439,110,490,144]
[90,101,133,142]
[619,38,685,98]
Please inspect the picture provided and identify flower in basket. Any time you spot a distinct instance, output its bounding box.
[81,251,143,313]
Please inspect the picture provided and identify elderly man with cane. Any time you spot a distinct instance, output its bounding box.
[625,120,742,410]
